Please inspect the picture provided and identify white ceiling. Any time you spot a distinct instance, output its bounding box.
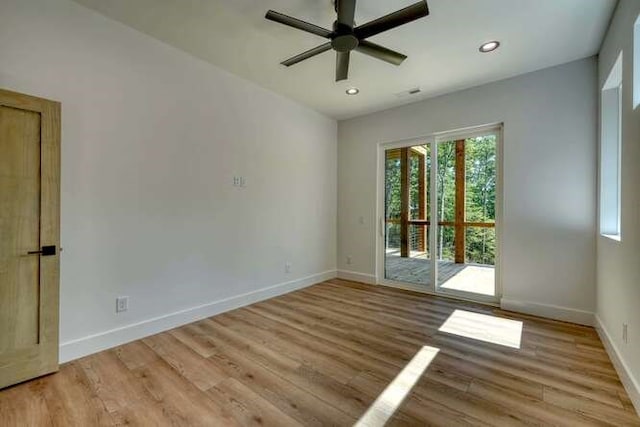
[72,0,617,119]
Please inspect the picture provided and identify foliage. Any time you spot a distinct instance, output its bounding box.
[385,136,496,265]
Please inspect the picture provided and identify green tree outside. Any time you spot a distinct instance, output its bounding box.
[385,136,496,265]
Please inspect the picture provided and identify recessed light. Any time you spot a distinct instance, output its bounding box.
[479,41,500,53]
[346,87,360,95]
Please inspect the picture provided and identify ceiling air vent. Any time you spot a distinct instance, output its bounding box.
[394,87,422,98]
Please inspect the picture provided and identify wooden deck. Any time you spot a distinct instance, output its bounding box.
[385,254,495,296]
[0,279,637,426]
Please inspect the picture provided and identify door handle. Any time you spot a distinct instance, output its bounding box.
[27,245,56,256]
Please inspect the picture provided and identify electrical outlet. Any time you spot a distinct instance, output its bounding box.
[346,256,352,265]
[116,296,129,313]
[285,262,292,274]
[623,323,628,344]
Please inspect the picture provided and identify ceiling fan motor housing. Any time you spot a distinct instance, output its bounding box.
[332,22,359,52]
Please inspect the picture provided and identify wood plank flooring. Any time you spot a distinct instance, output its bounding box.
[1,279,638,426]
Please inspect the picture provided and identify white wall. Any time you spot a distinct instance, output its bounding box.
[0,0,337,361]
[338,58,598,323]
[596,0,640,411]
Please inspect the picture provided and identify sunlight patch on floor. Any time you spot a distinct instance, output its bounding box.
[439,264,495,296]
[438,309,523,349]
[355,346,439,427]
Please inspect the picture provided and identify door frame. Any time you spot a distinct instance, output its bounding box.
[376,123,503,305]
[0,88,61,388]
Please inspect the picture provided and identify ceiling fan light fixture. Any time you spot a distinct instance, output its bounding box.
[346,87,360,95]
[479,40,500,53]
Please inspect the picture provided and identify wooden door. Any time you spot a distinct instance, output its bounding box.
[0,89,60,389]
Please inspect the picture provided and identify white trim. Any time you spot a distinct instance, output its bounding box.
[378,135,436,151]
[600,52,623,238]
[375,142,387,287]
[337,269,377,285]
[635,16,640,109]
[59,270,337,363]
[430,138,439,291]
[432,124,503,144]
[603,51,623,90]
[500,298,594,326]
[601,233,622,242]
[595,315,640,416]
[432,123,503,140]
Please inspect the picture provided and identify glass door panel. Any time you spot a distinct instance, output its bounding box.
[384,144,432,287]
[436,135,497,297]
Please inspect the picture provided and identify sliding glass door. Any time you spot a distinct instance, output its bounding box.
[381,127,500,302]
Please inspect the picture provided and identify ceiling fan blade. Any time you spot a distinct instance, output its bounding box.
[356,40,407,66]
[337,0,357,27]
[281,43,332,67]
[355,1,429,40]
[336,51,350,81]
[265,10,332,38]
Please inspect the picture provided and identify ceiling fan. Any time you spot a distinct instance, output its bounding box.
[265,0,430,82]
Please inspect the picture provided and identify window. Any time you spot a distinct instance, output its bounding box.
[600,52,622,240]
[634,15,639,109]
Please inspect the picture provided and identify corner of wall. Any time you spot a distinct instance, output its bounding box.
[595,315,640,416]
[337,270,376,285]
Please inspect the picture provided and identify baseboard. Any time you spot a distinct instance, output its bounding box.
[500,298,594,326]
[595,315,640,416]
[337,269,376,285]
[59,270,337,363]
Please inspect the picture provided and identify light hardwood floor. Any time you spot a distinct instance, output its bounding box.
[0,279,638,426]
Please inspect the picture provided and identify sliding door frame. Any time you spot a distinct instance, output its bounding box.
[376,123,503,305]
[377,135,436,294]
